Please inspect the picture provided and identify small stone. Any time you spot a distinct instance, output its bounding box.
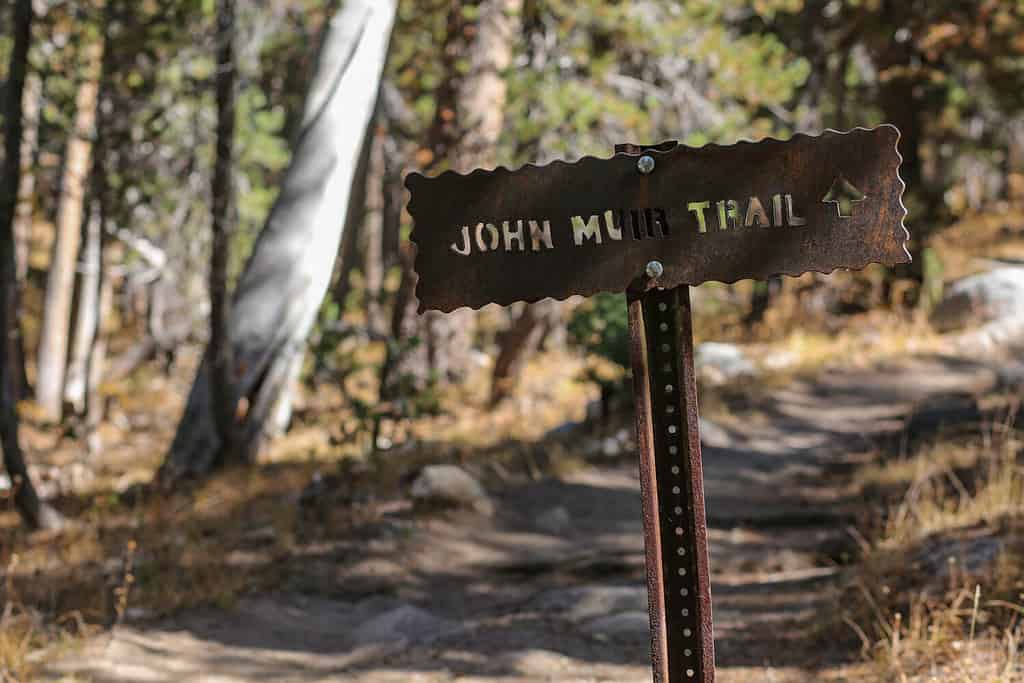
[530,585,646,622]
[534,506,572,535]
[410,465,493,515]
[601,436,622,458]
[351,604,459,646]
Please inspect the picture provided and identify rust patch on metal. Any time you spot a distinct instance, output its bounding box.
[405,126,908,313]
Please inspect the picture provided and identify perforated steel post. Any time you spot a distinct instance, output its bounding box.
[619,143,715,683]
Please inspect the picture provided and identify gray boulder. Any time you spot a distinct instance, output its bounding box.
[931,267,1024,332]
[694,342,757,386]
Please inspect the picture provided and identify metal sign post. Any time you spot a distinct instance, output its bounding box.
[618,140,714,682]
[404,126,909,682]
[629,283,713,682]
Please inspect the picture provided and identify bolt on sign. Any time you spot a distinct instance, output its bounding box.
[405,125,909,683]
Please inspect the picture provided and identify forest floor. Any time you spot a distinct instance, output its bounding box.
[28,344,1020,682]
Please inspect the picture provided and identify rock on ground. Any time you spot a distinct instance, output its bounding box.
[351,604,461,646]
[410,464,494,515]
[695,342,757,386]
[931,267,1024,332]
[529,584,647,622]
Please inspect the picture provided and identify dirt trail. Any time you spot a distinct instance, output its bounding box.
[42,355,1000,683]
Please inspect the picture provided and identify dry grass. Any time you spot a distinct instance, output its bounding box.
[0,463,317,680]
[854,584,1023,682]
[844,418,1024,681]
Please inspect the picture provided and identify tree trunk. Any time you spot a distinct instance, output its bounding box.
[372,120,417,405]
[745,276,782,328]
[63,202,102,414]
[36,38,104,422]
[83,268,112,455]
[329,107,373,312]
[160,0,397,483]
[0,0,62,530]
[378,245,430,405]
[209,0,239,463]
[13,74,40,286]
[8,72,39,402]
[362,126,386,336]
[456,0,522,165]
[489,298,566,402]
[12,72,41,400]
[379,125,402,274]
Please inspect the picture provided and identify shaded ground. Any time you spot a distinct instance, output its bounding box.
[41,354,1001,682]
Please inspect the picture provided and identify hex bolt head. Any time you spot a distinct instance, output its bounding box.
[637,155,656,175]
[645,260,664,279]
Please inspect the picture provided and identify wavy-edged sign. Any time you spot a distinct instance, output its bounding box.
[405,125,909,313]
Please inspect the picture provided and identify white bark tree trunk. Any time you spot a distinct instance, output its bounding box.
[36,40,103,422]
[84,270,112,455]
[63,202,101,414]
[161,0,397,481]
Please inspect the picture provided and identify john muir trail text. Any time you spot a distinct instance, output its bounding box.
[448,194,809,256]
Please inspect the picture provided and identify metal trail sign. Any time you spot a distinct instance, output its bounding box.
[405,125,909,683]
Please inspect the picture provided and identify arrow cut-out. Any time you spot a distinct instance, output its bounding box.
[822,174,867,218]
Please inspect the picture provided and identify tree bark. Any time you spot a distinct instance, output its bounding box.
[13,74,40,286]
[63,202,102,414]
[456,0,522,165]
[329,102,374,311]
[378,122,402,274]
[377,242,430,408]
[0,0,62,530]
[209,0,239,462]
[36,38,104,422]
[8,72,39,401]
[362,126,386,336]
[489,299,560,405]
[160,0,397,482]
[83,268,112,455]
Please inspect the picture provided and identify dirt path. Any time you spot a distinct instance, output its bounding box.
[42,355,1000,683]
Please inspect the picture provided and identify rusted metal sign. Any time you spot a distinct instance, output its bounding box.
[406,126,908,313]
[405,126,908,683]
